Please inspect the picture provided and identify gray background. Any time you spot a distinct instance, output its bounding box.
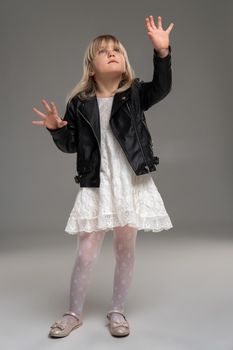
[1,0,233,349]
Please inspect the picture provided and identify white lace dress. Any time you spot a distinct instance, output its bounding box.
[65,96,173,234]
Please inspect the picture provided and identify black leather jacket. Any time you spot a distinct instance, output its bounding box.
[47,45,172,187]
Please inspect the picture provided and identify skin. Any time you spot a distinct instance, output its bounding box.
[90,41,126,98]
[32,15,174,130]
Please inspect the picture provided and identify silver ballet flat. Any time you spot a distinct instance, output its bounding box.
[106,309,130,337]
[49,311,83,338]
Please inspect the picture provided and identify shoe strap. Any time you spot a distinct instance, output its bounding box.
[106,309,126,321]
[63,311,82,322]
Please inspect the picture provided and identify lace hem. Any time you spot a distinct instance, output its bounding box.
[64,210,173,234]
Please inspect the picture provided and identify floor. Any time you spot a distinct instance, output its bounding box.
[1,226,233,350]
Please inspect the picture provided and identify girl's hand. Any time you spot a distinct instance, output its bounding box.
[145,15,174,56]
[32,99,68,130]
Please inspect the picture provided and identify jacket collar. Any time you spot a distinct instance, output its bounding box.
[77,88,131,127]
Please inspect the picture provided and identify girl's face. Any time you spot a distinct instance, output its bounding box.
[90,40,126,80]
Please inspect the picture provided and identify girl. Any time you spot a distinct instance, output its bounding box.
[32,15,174,338]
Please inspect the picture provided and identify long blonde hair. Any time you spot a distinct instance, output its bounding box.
[65,34,136,103]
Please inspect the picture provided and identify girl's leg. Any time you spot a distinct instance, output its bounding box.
[110,225,138,322]
[63,229,107,324]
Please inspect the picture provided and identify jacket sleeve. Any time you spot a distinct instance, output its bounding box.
[138,45,172,111]
[46,98,78,153]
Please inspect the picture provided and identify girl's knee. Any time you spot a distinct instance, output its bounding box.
[113,224,138,236]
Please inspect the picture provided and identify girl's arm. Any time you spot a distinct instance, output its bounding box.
[46,99,78,153]
[138,15,174,111]
[138,44,172,111]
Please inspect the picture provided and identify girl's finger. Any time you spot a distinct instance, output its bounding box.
[145,17,153,32]
[32,120,45,126]
[61,120,68,126]
[32,107,47,119]
[50,101,58,115]
[41,99,52,113]
[149,15,157,30]
[166,22,174,34]
[157,15,163,30]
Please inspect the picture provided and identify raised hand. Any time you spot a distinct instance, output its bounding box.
[145,15,174,55]
[32,99,68,130]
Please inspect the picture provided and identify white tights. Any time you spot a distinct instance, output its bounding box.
[63,225,137,324]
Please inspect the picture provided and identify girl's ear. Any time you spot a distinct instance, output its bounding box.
[89,64,95,76]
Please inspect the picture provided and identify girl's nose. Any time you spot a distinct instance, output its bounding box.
[108,50,115,57]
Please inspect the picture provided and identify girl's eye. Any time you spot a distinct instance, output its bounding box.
[98,49,106,54]
[98,48,121,54]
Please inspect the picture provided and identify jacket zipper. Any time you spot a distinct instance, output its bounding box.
[77,107,101,182]
[142,118,154,152]
[126,102,150,173]
[78,108,101,153]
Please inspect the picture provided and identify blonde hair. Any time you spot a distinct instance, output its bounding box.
[65,34,136,103]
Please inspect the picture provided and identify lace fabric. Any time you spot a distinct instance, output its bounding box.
[65,96,173,234]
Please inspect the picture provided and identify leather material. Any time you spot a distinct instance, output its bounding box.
[47,46,172,187]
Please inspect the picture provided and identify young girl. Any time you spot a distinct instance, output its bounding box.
[32,15,174,338]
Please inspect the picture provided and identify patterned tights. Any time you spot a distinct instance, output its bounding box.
[62,225,137,324]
